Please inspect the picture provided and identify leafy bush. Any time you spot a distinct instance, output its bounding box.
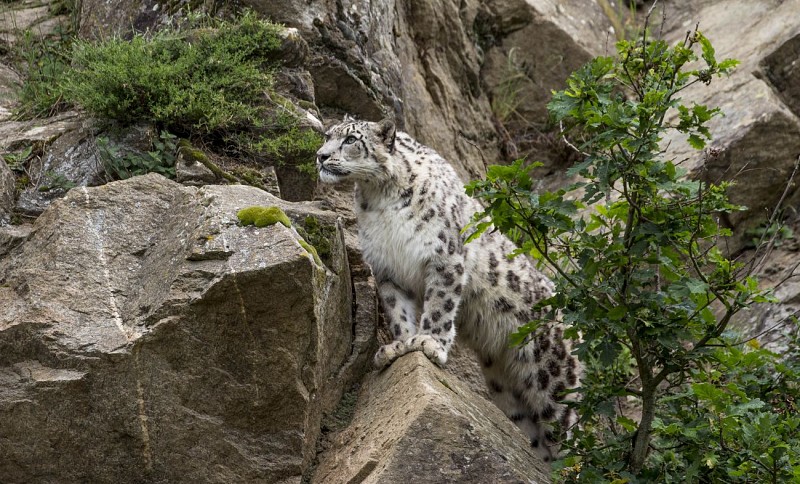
[65,11,282,133]
[60,11,322,179]
[467,26,800,482]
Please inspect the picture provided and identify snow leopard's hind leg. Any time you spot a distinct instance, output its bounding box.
[479,332,580,463]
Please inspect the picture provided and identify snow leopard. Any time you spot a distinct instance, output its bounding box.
[315,117,580,462]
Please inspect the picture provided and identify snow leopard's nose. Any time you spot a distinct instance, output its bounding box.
[317,152,331,164]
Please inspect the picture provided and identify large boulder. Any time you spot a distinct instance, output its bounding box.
[480,0,612,126]
[312,352,551,483]
[477,0,613,171]
[660,0,800,251]
[0,174,374,482]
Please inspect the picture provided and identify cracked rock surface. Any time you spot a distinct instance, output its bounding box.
[0,174,373,483]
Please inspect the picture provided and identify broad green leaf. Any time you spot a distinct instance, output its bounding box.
[687,133,706,149]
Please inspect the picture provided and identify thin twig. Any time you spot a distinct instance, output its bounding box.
[751,155,800,274]
[559,120,590,157]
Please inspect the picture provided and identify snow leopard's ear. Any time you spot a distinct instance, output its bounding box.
[376,118,396,153]
[342,113,355,123]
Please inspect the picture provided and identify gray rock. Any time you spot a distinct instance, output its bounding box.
[480,0,613,124]
[761,33,800,120]
[0,174,373,483]
[0,156,13,224]
[77,0,170,39]
[175,149,216,186]
[0,62,20,121]
[312,352,551,484]
[5,116,158,217]
[0,1,68,45]
[479,0,613,167]
[0,110,83,151]
[0,223,31,257]
[728,245,800,352]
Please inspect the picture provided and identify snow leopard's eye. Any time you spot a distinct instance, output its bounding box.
[343,135,357,145]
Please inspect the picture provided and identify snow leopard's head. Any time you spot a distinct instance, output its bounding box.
[315,116,396,184]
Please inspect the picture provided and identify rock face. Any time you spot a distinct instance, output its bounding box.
[242,0,610,180]
[659,0,800,250]
[312,352,551,484]
[0,157,13,223]
[0,174,372,483]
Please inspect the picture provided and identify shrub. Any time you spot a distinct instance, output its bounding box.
[466,25,800,482]
[61,11,322,180]
[64,11,283,134]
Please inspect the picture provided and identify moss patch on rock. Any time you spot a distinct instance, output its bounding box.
[296,215,336,265]
[236,206,290,228]
[298,238,322,267]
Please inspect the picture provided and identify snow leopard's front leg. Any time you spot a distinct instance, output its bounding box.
[403,254,465,366]
[373,281,419,368]
[399,226,466,365]
[374,251,466,369]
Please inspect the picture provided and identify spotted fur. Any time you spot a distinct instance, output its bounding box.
[316,117,580,462]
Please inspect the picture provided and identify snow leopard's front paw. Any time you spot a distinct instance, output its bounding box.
[406,334,448,367]
[374,340,408,369]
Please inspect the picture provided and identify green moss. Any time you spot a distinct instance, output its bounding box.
[14,175,30,192]
[298,238,322,266]
[296,215,335,264]
[177,139,209,163]
[230,167,266,187]
[236,206,291,228]
[249,127,324,165]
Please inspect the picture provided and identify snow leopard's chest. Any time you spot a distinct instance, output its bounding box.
[358,201,428,295]
[354,158,469,296]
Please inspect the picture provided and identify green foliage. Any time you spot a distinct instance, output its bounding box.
[2,145,34,171]
[466,27,798,481]
[97,131,178,180]
[249,127,325,165]
[64,11,282,133]
[236,206,291,228]
[11,9,323,180]
[14,28,73,118]
[745,220,795,249]
[297,238,322,266]
[652,339,800,482]
[296,215,335,264]
[38,171,76,191]
[60,11,322,174]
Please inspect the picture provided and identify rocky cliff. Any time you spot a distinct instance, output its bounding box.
[1,0,799,482]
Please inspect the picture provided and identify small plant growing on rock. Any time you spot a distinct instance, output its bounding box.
[97,131,178,180]
[65,11,281,131]
[467,26,800,482]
